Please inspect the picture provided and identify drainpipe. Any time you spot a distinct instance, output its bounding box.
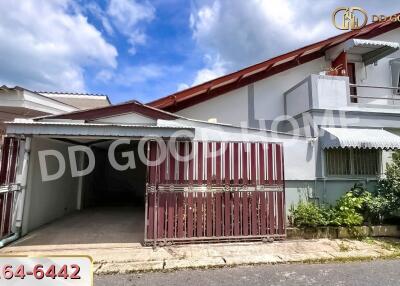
[0,137,31,247]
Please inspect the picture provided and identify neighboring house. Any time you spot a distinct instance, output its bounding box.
[0,86,77,133]
[1,19,400,246]
[0,86,110,132]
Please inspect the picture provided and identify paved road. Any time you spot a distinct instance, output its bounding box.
[95,259,400,286]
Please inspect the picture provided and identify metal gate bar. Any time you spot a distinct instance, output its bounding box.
[145,141,285,244]
[146,190,285,243]
[0,137,20,240]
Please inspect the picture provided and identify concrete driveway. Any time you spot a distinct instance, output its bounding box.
[12,206,145,245]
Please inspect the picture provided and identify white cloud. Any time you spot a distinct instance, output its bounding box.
[96,64,167,86]
[190,0,332,71]
[177,83,189,91]
[0,0,117,91]
[84,2,115,35]
[192,54,227,85]
[107,0,155,54]
[178,54,227,89]
[190,0,400,73]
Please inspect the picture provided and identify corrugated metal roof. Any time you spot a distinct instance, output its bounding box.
[321,127,400,150]
[37,91,108,97]
[7,119,187,128]
[344,39,400,65]
[5,120,194,138]
[349,39,400,49]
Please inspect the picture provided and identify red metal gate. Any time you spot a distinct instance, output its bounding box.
[145,141,285,244]
[0,137,20,240]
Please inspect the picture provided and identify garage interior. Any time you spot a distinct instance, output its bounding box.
[15,137,147,246]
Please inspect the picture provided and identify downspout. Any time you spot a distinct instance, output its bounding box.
[0,137,31,247]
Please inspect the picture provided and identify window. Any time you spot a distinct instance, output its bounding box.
[390,59,400,95]
[325,148,380,176]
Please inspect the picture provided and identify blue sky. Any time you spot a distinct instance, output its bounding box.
[0,0,398,104]
[83,0,202,102]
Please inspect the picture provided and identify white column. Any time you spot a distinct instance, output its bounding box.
[76,151,84,210]
[14,137,31,229]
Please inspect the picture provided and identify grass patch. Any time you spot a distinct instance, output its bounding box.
[338,242,351,252]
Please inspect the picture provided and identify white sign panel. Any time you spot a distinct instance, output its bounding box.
[0,256,92,285]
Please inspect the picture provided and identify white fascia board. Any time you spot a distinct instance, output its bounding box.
[22,90,78,114]
[157,119,309,142]
[6,122,195,139]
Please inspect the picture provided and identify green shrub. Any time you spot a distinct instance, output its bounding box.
[290,172,400,228]
[376,150,400,216]
[347,183,385,224]
[329,192,364,227]
[290,202,327,227]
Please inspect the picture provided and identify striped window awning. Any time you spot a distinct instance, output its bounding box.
[320,128,400,150]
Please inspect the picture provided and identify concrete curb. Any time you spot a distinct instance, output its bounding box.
[93,252,400,275]
[2,238,399,275]
[92,240,400,275]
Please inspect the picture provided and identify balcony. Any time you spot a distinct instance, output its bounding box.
[284,74,400,117]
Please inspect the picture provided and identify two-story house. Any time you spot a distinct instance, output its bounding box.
[149,18,400,209]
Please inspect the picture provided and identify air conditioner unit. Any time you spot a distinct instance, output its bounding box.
[390,58,400,94]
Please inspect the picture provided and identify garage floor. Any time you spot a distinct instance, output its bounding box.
[12,207,145,246]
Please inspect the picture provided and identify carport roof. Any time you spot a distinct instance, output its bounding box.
[6,119,194,138]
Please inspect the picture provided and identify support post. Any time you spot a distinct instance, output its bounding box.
[14,137,31,229]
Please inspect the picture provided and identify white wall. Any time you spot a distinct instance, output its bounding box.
[253,58,328,121]
[93,112,156,125]
[22,137,80,234]
[285,79,310,117]
[174,28,400,127]
[285,75,350,117]
[176,57,329,127]
[177,86,248,126]
[314,75,349,109]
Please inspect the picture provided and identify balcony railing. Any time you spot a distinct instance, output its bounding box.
[284,75,400,117]
[349,84,400,106]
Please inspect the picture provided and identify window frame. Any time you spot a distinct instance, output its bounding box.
[324,148,381,178]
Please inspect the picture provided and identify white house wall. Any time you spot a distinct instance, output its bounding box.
[22,137,80,235]
[176,86,248,126]
[174,29,400,129]
[93,112,157,125]
[252,58,328,122]
[176,57,329,128]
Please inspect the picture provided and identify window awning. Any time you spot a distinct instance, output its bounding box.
[320,127,400,150]
[344,39,400,65]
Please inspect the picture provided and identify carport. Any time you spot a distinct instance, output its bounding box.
[15,137,151,246]
[3,116,193,246]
